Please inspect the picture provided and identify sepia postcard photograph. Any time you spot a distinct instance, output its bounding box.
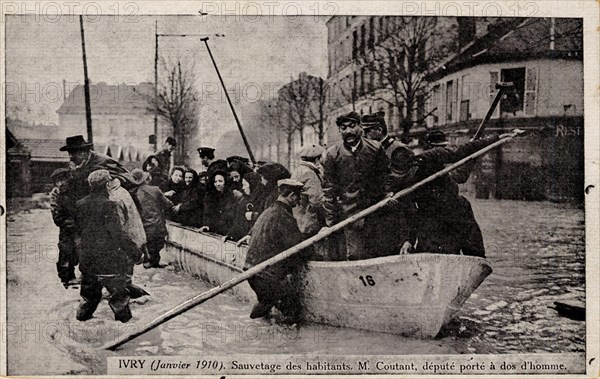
[1,1,598,377]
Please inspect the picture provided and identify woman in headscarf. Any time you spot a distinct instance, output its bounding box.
[231,163,291,245]
[163,166,186,210]
[172,169,204,227]
[143,155,169,191]
[201,169,236,236]
[228,160,253,195]
[226,171,262,241]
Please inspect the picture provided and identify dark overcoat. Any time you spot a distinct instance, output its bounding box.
[244,201,306,279]
[76,191,139,275]
[322,138,389,226]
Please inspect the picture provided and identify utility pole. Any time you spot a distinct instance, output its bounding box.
[201,37,256,164]
[79,15,93,145]
[153,20,224,154]
[154,20,159,152]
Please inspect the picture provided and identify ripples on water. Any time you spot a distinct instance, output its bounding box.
[461,200,585,354]
[126,199,585,357]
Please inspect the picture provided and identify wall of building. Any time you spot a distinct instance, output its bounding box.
[428,58,583,128]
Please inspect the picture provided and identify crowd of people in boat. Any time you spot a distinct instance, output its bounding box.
[49,111,523,323]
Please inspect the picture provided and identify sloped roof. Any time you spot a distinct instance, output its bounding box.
[429,18,582,80]
[18,138,69,162]
[57,82,154,115]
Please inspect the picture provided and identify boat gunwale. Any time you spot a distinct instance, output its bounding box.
[166,222,493,270]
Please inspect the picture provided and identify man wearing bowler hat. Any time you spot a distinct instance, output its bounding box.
[59,135,132,202]
[244,179,311,323]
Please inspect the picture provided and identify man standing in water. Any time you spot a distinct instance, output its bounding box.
[244,179,309,323]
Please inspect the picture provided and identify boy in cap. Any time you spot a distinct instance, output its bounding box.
[244,179,311,323]
[129,169,173,268]
[75,170,141,322]
[50,168,79,287]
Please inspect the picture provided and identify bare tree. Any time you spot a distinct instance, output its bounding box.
[307,77,330,145]
[155,58,200,165]
[363,17,455,142]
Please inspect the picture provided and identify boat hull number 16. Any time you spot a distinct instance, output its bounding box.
[359,275,376,286]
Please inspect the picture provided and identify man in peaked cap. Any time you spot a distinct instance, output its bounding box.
[424,130,450,148]
[321,111,390,260]
[198,147,228,176]
[386,128,525,256]
[244,179,311,323]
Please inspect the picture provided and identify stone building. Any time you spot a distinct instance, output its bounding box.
[426,17,583,201]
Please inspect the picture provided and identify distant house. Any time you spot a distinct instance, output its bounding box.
[17,138,69,193]
[426,17,583,202]
[56,82,170,160]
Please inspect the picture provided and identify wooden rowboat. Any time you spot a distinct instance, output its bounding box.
[163,221,493,338]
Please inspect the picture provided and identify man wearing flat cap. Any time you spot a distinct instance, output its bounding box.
[291,144,326,239]
[244,179,311,323]
[321,111,390,260]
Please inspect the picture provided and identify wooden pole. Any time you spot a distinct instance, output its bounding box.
[154,20,159,152]
[472,82,513,140]
[79,15,93,145]
[201,37,256,164]
[102,135,516,351]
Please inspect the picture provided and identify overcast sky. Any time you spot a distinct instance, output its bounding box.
[5,15,328,125]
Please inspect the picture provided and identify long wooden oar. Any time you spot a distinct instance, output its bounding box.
[103,135,516,350]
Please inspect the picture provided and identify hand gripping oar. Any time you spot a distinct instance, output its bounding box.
[103,134,519,350]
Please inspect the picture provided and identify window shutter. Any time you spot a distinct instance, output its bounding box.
[439,82,445,125]
[525,66,538,116]
[489,71,499,118]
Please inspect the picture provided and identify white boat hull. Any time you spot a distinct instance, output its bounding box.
[164,222,492,338]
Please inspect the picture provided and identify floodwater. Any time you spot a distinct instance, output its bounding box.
[5,198,585,374]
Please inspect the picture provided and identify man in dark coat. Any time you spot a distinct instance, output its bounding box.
[154,137,176,177]
[386,129,524,256]
[60,135,133,203]
[75,170,141,322]
[50,168,79,286]
[321,111,390,260]
[129,169,174,268]
[421,130,484,256]
[361,113,417,256]
[244,179,309,322]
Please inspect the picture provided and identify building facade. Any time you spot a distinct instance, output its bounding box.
[326,16,583,202]
[426,17,583,202]
[57,82,172,160]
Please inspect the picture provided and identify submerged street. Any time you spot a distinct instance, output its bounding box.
[6,197,585,375]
